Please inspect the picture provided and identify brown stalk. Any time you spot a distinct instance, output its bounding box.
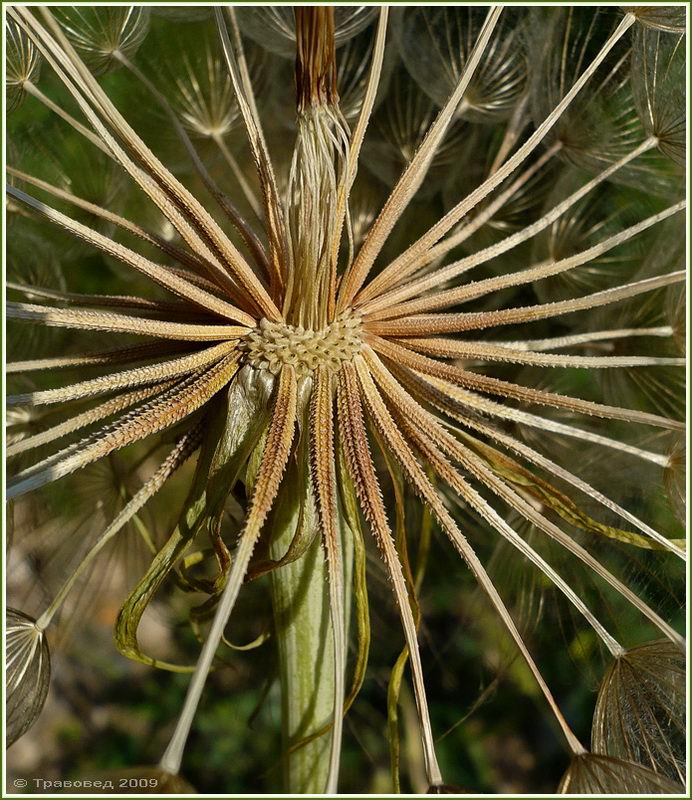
[295,7,338,111]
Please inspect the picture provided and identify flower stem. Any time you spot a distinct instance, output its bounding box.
[269,506,353,793]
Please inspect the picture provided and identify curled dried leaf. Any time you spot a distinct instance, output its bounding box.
[115,372,267,671]
[6,608,51,746]
[558,752,683,793]
[592,640,686,783]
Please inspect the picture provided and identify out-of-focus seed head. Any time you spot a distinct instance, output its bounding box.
[626,6,687,33]
[664,436,686,522]
[397,7,527,123]
[6,19,41,112]
[632,25,686,166]
[174,49,241,139]
[593,216,685,421]
[558,753,683,793]
[236,6,377,58]
[666,283,686,355]
[4,5,687,793]
[361,69,469,194]
[348,174,388,251]
[533,172,652,303]
[6,608,51,746]
[592,640,685,783]
[53,7,150,74]
[528,5,683,198]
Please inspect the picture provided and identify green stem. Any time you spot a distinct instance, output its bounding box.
[269,500,353,793]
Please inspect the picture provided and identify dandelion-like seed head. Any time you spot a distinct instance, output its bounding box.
[5,20,41,112]
[53,7,150,74]
[6,608,51,748]
[5,4,687,795]
[626,6,687,33]
[172,48,243,139]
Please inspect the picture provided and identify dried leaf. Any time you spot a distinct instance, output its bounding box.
[470,439,686,552]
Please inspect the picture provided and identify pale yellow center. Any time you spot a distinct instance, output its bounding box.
[242,314,362,377]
